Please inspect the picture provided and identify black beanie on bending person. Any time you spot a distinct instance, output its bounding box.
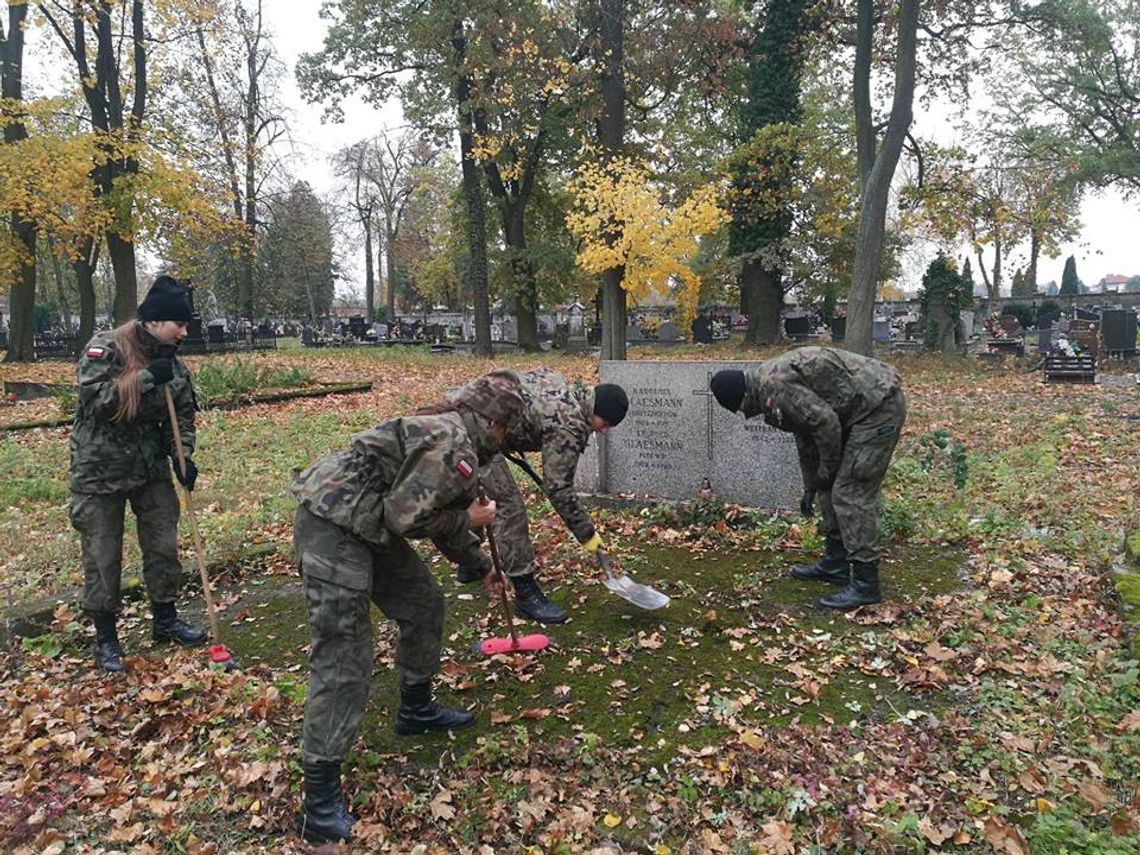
[593,383,629,427]
[137,275,193,323]
[710,369,746,413]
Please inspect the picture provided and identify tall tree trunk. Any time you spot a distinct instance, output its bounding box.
[990,234,1002,300]
[731,0,810,347]
[740,260,783,345]
[385,219,398,320]
[845,0,918,356]
[1028,228,1040,294]
[2,1,35,362]
[975,247,992,296]
[452,23,491,356]
[74,239,98,349]
[5,215,36,362]
[364,221,375,321]
[502,202,540,351]
[107,232,138,323]
[598,0,627,361]
[239,12,260,322]
[47,238,73,334]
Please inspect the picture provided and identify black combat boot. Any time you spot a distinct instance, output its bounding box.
[511,574,567,624]
[394,681,475,735]
[151,601,208,647]
[297,761,354,844]
[790,536,849,584]
[92,613,125,673]
[456,565,482,584]
[817,561,882,611]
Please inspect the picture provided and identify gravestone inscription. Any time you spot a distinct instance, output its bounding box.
[575,361,802,509]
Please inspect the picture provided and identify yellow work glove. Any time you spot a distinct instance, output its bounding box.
[582,533,605,554]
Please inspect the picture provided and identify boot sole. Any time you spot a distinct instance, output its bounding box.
[152,633,209,647]
[817,597,882,611]
[297,822,351,844]
[790,572,848,584]
[394,717,476,736]
[514,610,568,624]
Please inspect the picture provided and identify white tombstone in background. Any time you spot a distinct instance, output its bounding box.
[566,300,588,349]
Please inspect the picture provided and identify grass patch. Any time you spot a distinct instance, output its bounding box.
[193,357,313,406]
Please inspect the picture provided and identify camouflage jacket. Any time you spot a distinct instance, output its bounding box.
[292,409,493,561]
[69,324,196,495]
[452,368,597,543]
[741,347,902,488]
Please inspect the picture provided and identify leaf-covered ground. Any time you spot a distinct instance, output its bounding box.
[1,344,1138,854]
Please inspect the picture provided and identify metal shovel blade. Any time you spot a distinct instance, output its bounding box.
[598,552,671,610]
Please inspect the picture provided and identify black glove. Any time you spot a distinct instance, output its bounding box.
[147,357,174,385]
[799,488,816,518]
[174,456,198,491]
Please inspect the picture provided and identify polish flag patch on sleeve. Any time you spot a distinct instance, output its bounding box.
[455,459,474,478]
[86,346,106,359]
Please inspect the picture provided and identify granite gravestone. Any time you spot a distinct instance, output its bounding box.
[657,320,681,342]
[575,361,802,509]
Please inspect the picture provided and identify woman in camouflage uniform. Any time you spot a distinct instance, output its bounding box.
[711,347,907,611]
[291,373,523,845]
[69,276,207,674]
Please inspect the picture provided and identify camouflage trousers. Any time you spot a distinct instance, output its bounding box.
[295,506,445,765]
[817,389,907,564]
[70,478,183,615]
[473,454,536,578]
[439,455,535,579]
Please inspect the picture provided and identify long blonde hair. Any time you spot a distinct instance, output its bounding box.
[109,321,149,423]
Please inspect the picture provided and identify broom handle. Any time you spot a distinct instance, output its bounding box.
[478,483,517,644]
[164,385,222,645]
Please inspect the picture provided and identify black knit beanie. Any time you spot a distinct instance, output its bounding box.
[710,370,746,413]
[138,275,193,322]
[593,383,629,427]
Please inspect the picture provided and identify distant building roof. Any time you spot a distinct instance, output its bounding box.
[1101,274,1130,286]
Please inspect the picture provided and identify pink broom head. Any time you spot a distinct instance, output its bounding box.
[480,634,549,655]
[208,644,234,664]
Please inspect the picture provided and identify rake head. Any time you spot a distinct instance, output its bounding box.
[479,633,550,655]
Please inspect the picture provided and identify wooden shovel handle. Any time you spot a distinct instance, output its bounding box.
[164,385,222,645]
[478,482,517,644]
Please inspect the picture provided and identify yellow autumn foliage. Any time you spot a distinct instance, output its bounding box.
[565,156,726,330]
[0,99,240,290]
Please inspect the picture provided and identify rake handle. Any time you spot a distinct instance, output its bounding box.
[164,385,222,646]
[478,482,517,645]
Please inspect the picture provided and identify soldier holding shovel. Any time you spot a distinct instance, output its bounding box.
[710,347,907,611]
[440,368,630,623]
[69,275,208,673]
[291,373,523,844]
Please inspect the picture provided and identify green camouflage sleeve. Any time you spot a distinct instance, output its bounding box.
[740,372,766,420]
[75,340,124,420]
[794,433,821,491]
[382,433,478,545]
[432,531,490,575]
[540,426,595,543]
[770,382,843,486]
[171,358,196,458]
[129,358,197,457]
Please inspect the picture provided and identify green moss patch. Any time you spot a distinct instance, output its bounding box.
[1126,529,1140,568]
[216,541,963,770]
